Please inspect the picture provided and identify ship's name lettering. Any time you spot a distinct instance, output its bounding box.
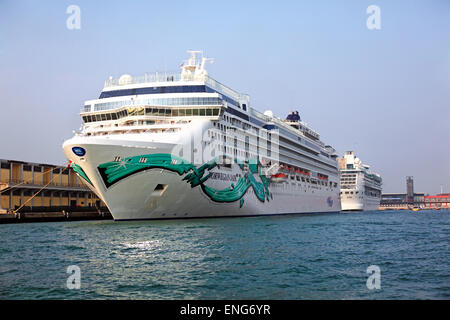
[210,172,237,182]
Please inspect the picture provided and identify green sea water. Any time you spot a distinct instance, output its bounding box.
[0,210,448,299]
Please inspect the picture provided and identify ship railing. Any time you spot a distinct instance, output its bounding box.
[250,109,323,147]
[104,72,182,88]
[204,76,248,102]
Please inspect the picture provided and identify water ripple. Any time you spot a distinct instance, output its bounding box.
[0,210,448,299]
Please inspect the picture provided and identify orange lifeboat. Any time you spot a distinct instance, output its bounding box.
[271,173,288,183]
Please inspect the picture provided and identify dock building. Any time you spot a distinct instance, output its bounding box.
[0,158,105,213]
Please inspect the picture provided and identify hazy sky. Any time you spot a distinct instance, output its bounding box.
[0,0,449,194]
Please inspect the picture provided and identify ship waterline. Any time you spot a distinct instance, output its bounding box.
[63,51,341,220]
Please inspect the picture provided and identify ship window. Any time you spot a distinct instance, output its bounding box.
[106,113,111,120]
[179,109,185,116]
[200,109,205,116]
[96,114,101,121]
[111,113,117,120]
[213,108,220,116]
[206,108,212,116]
[185,108,192,116]
[151,184,168,197]
[101,114,107,121]
[193,108,199,116]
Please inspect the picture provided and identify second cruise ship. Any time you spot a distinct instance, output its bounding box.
[339,151,382,211]
[63,51,341,220]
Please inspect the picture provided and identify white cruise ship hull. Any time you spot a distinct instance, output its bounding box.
[340,194,380,211]
[63,136,341,220]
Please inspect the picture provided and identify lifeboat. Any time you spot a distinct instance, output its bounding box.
[279,165,289,174]
[271,173,288,183]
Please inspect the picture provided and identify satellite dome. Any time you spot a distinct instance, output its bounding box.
[118,74,132,85]
[264,110,274,118]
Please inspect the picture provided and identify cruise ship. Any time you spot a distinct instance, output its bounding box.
[338,151,382,211]
[63,51,341,220]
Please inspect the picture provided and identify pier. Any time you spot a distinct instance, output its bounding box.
[0,158,112,223]
[0,209,112,224]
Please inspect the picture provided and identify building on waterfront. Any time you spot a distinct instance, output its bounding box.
[379,176,426,209]
[380,192,425,209]
[424,194,450,209]
[0,158,105,213]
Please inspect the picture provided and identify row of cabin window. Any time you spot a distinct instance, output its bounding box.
[91,97,222,112]
[82,107,221,123]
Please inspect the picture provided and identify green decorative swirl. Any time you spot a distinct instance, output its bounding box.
[97,153,272,207]
[72,163,93,185]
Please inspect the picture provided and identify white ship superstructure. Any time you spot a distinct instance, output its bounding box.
[339,151,382,211]
[63,51,341,220]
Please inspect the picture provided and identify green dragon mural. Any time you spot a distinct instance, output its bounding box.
[71,163,93,185]
[97,153,272,208]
